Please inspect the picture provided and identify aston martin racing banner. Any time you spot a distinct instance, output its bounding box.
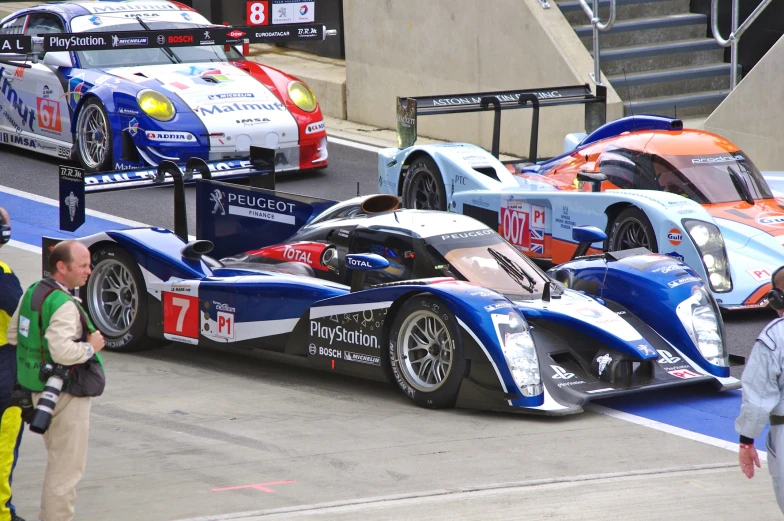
[43,24,327,52]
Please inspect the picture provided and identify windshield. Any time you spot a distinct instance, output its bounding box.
[654,152,773,204]
[75,21,244,69]
[424,229,550,296]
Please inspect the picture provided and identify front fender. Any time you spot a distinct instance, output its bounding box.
[311,280,543,407]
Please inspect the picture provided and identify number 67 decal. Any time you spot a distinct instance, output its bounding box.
[163,292,199,341]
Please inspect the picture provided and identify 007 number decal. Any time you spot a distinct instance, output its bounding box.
[163,292,199,340]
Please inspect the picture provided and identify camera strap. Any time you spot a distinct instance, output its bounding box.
[30,278,92,372]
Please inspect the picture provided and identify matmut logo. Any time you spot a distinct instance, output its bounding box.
[199,102,286,116]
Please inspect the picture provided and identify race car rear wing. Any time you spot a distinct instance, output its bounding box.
[396,83,607,161]
[59,146,276,242]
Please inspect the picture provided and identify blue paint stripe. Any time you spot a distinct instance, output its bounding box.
[0,192,131,247]
[596,386,768,447]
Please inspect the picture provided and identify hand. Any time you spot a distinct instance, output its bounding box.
[88,331,105,353]
[739,445,761,479]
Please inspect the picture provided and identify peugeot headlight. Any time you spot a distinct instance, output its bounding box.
[492,312,541,396]
[675,286,728,366]
[683,219,732,292]
[288,81,317,112]
[137,90,175,121]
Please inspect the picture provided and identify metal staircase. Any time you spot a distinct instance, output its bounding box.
[557,0,735,117]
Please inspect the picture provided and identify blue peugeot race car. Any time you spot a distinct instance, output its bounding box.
[0,0,328,175]
[50,163,743,415]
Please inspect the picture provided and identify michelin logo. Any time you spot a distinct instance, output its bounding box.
[344,351,380,366]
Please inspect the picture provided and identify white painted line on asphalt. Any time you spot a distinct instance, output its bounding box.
[587,403,767,461]
[328,136,383,153]
[170,462,737,521]
[0,184,149,227]
[7,239,41,254]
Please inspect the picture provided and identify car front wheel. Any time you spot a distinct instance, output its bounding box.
[75,98,113,173]
[388,295,465,408]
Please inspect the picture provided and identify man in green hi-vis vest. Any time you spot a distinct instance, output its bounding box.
[7,240,105,521]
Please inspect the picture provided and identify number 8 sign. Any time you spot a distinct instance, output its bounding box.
[247,1,269,25]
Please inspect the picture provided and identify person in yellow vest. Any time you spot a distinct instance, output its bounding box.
[7,240,104,521]
[0,207,25,521]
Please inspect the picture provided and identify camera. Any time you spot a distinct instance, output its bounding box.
[29,363,71,434]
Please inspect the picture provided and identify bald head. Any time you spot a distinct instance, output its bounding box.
[49,240,92,289]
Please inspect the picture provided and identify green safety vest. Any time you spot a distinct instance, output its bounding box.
[15,279,103,392]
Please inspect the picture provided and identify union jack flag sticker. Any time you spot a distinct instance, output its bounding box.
[530,228,545,254]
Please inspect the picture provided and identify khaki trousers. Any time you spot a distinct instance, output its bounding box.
[32,392,91,521]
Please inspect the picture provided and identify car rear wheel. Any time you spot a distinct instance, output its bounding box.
[608,207,658,252]
[402,156,447,211]
[76,98,113,173]
[86,246,152,352]
[388,295,464,408]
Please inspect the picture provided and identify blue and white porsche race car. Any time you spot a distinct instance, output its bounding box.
[51,171,743,415]
[0,0,328,174]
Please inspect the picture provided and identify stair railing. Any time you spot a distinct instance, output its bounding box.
[578,0,616,85]
[711,0,773,91]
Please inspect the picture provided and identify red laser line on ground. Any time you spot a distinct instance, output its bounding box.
[212,480,296,493]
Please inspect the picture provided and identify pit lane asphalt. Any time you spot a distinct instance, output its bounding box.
[0,142,769,378]
[2,142,781,519]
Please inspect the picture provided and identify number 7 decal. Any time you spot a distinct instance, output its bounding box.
[163,292,199,342]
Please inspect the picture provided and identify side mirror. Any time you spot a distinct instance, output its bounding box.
[577,171,606,192]
[345,253,389,292]
[571,226,606,260]
[43,51,73,68]
[181,240,214,260]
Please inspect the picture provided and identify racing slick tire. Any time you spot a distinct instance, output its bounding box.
[85,245,153,352]
[402,156,448,211]
[75,98,113,173]
[388,295,465,408]
[607,207,659,253]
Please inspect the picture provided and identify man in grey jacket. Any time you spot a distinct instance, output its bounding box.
[736,266,784,513]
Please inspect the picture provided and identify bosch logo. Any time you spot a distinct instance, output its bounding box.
[168,35,194,44]
[227,30,246,39]
[308,343,316,355]
[157,35,165,45]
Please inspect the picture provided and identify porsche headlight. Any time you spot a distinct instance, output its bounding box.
[492,312,541,396]
[675,286,728,366]
[683,219,732,292]
[288,81,317,112]
[137,90,175,121]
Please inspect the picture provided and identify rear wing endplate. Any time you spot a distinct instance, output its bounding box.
[396,84,607,161]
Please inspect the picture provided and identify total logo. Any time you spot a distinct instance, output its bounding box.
[667,228,683,246]
[300,5,308,15]
[346,257,372,269]
[283,245,312,264]
[756,212,784,227]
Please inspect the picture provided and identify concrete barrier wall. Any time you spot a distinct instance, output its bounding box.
[343,0,623,159]
[703,35,784,170]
